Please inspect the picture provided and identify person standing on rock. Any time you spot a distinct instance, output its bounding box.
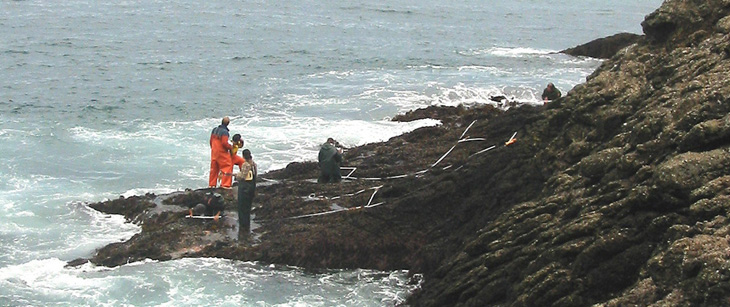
[209,117,233,189]
[235,149,257,239]
[317,138,343,183]
[541,82,562,104]
[228,133,246,173]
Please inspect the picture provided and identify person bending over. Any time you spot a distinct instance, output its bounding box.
[541,82,562,104]
[317,138,343,183]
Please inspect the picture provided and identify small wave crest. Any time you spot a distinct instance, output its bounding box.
[459,46,553,58]
[366,83,543,110]
[0,257,418,306]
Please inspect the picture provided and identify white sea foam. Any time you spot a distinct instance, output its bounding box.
[0,258,153,306]
[45,202,141,259]
[121,187,179,198]
[457,65,509,75]
[484,47,554,57]
[0,258,71,286]
[7,210,35,218]
[0,258,414,306]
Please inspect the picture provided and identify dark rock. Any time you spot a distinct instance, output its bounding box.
[88,194,155,222]
[65,258,89,267]
[391,104,469,124]
[265,161,319,180]
[641,0,726,46]
[561,32,642,59]
[193,203,206,215]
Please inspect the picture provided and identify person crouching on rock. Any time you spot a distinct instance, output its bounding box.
[541,82,562,104]
[317,138,343,183]
[235,149,257,240]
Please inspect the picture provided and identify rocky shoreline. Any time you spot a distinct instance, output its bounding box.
[71,102,529,271]
[73,0,730,305]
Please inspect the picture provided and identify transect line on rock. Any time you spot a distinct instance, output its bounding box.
[256,121,518,222]
[431,120,477,168]
[258,186,384,221]
[343,169,429,181]
[341,167,357,179]
[460,120,477,139]
[305,185,384,201]
[344,120,507,180]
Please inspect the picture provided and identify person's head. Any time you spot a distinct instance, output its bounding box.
[232,134,243,146]
[222,117,230,126]
[327,137,335,144]
[547,83,555,91]
[242,149,252,160]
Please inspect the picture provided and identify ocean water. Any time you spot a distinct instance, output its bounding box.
[1,0,663,306]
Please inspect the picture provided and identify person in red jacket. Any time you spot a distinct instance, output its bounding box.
[209,117,233,188]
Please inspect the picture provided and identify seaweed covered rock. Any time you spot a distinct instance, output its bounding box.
[408,0,730,305]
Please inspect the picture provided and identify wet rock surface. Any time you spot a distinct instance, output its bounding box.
[75,0,730,305]
[409,0,730,305]
[74,103,535,271]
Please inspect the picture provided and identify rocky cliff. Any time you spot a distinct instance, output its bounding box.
[75,0,730,305]
[409,0,730,305]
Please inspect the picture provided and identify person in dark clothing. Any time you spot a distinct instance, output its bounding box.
[541,82,562,103]
[235,149,257,240]
[317,138,343,183]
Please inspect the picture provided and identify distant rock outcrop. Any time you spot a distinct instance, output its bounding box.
[561,32,641,59]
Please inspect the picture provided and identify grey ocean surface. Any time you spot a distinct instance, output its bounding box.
[1,1,662,306]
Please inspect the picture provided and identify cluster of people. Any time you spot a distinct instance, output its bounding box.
[207,116,347,240]
[208,117,257,240]
[209,81,556,239]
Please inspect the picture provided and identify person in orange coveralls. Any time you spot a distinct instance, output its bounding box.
[209,117,233,188]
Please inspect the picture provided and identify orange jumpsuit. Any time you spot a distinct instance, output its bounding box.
[209,124,233,188]
[227,142,245,179]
